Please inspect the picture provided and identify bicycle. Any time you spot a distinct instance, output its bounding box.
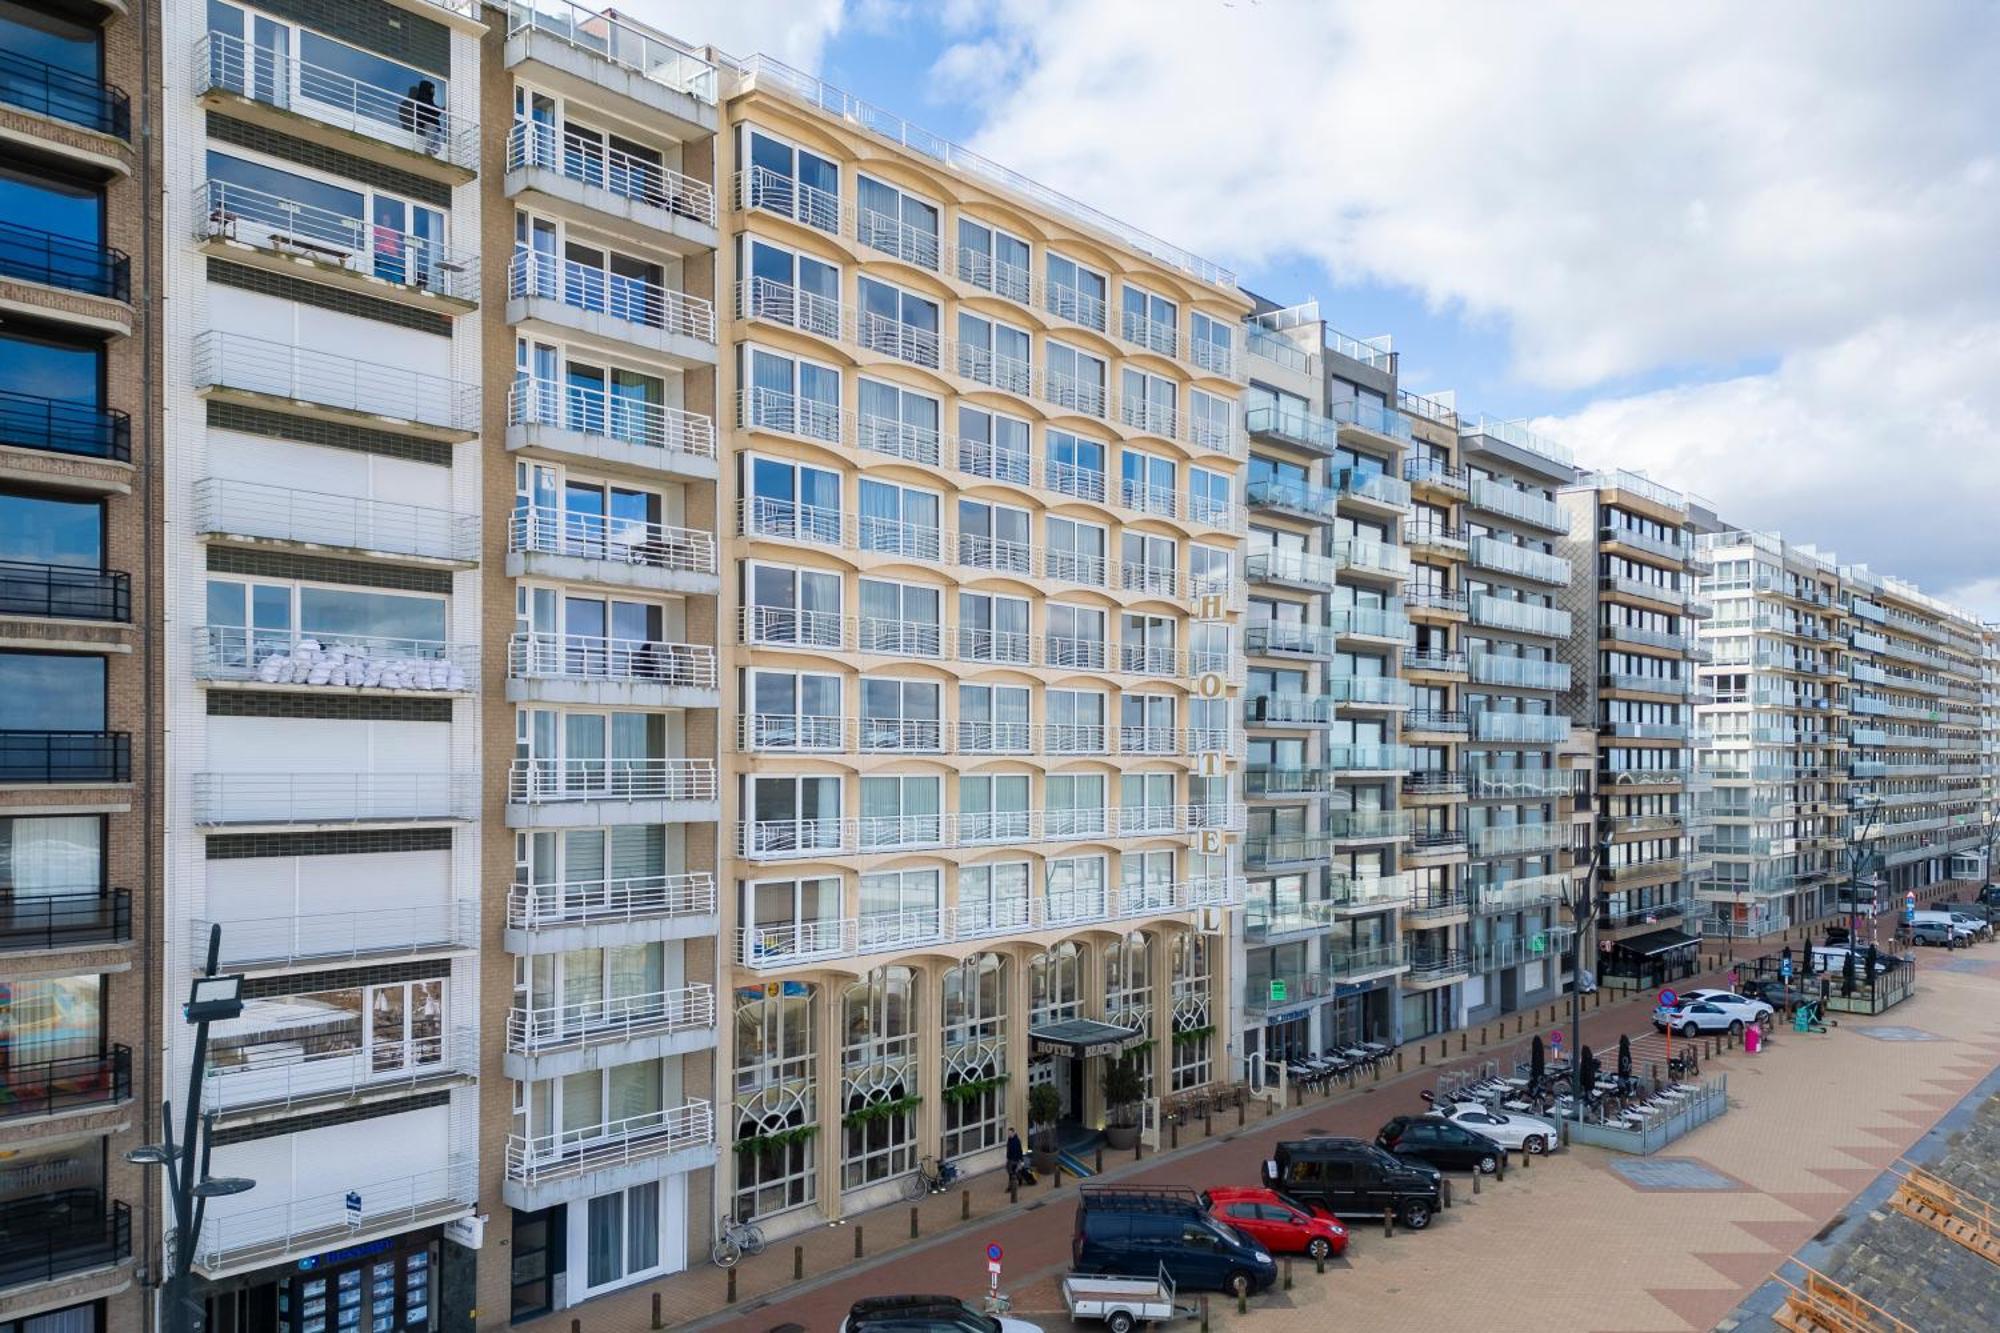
[905,1153,958,1199]
[710,1214,765,1268]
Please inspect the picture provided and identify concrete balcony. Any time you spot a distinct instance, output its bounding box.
[508,379,716,483]
[1332,397,1412,446]
[506,757,720,827]
[1469,595,1571,639]
[195,901,477,971]
[508,631,717,708]
[0,389,130,478]
[509,250,716,367]
[1404,649,1468,677]
[506,1,718,129]
[505,984,717,1079]
[0,888,131,955]
[0,559,129,624]
[506,122,716,256]
[0,1192,130,1294]
[193,477,477,567]
[1403,522,1470,555]
[1404,948,1471,987]
[192,331,478,440]
[0,49,133,177]
[1468,478,1567,533]
[189,772,476,827]
[0,1046,131,1127]
[503,1100,715,1212]
[1600,523,1686,563]
[195,32,477,181]
[1334,467,1411,513]
[505,871,718,953]
[1330,605,1412,644]
[0,220,131,336]
[739,805,1244,862]
[194,179,477,312]
[192,1163,475,1279]
[1247,476,1336,524]
[1473,712,1569,744]
[1404,457,1469,497]
[1325,942,1412,982]
[0,731,129,785]
[1332,538,1413,583]
[194,628,475,694]
[202,1027,477,1119]
[1471,537,1570,586]
[507,505,718,594]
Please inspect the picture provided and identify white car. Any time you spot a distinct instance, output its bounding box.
[1679,989,1779,1028]
[1652,994,1772,1037]
[1427,1104,1559,1155]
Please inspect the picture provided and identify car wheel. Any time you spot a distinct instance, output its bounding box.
[1728,1019,1745,1036]
[1225,1270,1252,1299]
[1477,1154,1498,1175]
[1401,1201,1433,1230]
[1679,1021,1699,1037]
[1108,1314,1136,1333]
[1523,1135,1547,1155]
[1307,1237,1332,1260]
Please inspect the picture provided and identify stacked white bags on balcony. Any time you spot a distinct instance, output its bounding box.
[253,638,468,692]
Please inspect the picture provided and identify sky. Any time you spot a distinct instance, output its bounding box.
[624,0,2000,617]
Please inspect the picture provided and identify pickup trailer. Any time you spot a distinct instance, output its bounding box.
[1062,1266,1189,1332]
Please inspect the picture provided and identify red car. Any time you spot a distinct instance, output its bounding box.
[1204,1186,1348,1259]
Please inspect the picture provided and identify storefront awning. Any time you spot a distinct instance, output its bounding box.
[1030,1019,1146,1059]
[1615,927,1700,957]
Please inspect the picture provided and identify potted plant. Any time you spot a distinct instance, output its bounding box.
[1027,1082,1062,1171]
[1100,1055,1144,1150]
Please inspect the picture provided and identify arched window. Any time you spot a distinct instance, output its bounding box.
[941,953,1008,1157]
[841,966,919,1187]
[732,982,817,1220]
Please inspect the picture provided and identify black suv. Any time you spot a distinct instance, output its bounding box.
[1263,1137,1445,1230]
[1376,1116,1506,1175]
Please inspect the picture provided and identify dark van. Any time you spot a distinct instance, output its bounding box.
[1263,1137,1445,1230]
[1072,1185,1277,1298]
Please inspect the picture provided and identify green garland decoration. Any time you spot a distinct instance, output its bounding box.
[1173,1024,1217,1045]
[841,1093,923,1128]
[734,1123,819,1155]
[941,1072,1010,1105]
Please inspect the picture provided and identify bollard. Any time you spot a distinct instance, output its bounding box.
[1560,1119,1571,1148]
[1238,1289,1247,1316]
[1420,1046,1427,1066]
[962,1188,971,1221]
[1497,1154,1506,1182]
[855,1226,865,1259]
[572,1322,581,1333]
[1443,1177,1452,1209]
[1238,1100,1246,1127]
[1460,1032,1467,1053]
[1374,1062,1381,1083]
[1206,1111,1214,1136]
[1517,1016,1524,1034]
[652,1292,663,1330]
[1284,1258,1294,1291]
[909,1206,919,1239]
[1438,1040,1446,1062]
[1172,1119,1180,1150]
[1316,1249,1326,1275]
[726,1268,737,1304]
[1009,1177,1018,1204]
[1383,1208,1394,1238]
[1521,1146,1530,1170]
[1055,1160,1065,1188]
[1201,1296,1210,1332]
[1096,1146,1104,1174]
[1136,1138,1145,1161]
[1473,1169,1481,1195]
[1396,1052,1404,1073]
[794,1245,804,1281]
[1265,1097,1274,1118]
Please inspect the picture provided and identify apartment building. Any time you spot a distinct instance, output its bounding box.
[1456,420,1584,1020]
[699,25,1251,1263]
[160,1,488,1328]
[1835,566,1984,907]
[1556,472,1712,987]
[1692,529,1850,937]
[1983,625,2000,883]
[0,1,153,1330]
[480,3,723,1321]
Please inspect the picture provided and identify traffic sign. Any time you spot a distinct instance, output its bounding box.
[1658,989,1678,1010]
[1548,1030,1563,1050]
[1781,957,1793,979]
[1269,979,1287,1002]
[987,1243,1003,1262]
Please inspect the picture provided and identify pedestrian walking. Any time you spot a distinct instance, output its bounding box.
[1005,1127,1024,1187]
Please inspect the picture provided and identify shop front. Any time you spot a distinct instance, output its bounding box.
[1601,928,1700,988]
[1026,1018,1145,1143]
[201,1227,440,1333]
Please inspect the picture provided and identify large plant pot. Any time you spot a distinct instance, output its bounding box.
[1031,1145,1059,1172]
[1104,1123,1139,1150]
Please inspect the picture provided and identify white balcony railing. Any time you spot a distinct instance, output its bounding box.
[507,871,716,931]
[203,1027,474,1116]
[506,121,716,226]
[507,1,719,104]
[196,900,477,969]
[739,877,1245,967]
[509,249,716,343]
[193,1161,477,1271]
[197,31,480,169]
[508,378,715,460]
[193,477,477,563]
[733,164,843,235]
[190,773,476,825]
[507,983,715,1056]
[737,275,844,340]
[193,628,474,692]
[740,804,1246,859]
[508,757,717,805]
[508,632,717,690]
[508,505,716,575]
[196,179,480,302]
[506,1100,714,1187]
[192,330,478,432]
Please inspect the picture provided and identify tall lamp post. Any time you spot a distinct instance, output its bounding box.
[1845,795,1884,949]
[1563,838,1611,1130]
[128,925,255,1333]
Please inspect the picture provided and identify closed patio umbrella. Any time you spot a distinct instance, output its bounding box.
[1530,1034,1545,1089]
[1617,1033,1632,1080]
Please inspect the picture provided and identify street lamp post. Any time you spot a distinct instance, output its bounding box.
[127,925,253,1333]
[1564,840,1610,1131]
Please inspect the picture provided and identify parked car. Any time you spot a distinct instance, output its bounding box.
[1376,1115,1507,1175]
[1653,999,1745,1036]
[1427,1104,1558,1154]
[1808,945,1893,975]
[1204,1186,1348,1259]
[1977,884,2000,909]
[1677,990,1778,1030]
[1947,911,1993,940]
[1264,1138,1445,1230]
[1737,978,1794,1008]
[840,1294,1043,1333]
[1934,899,2000,926]
[1910,918,1958,947]
[1072,1186,1277,1298]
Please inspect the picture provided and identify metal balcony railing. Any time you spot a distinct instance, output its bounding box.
[740,805,1245,860]
[0,49,130,138]
[508,1,720,103]
[1403,457,1469,493]
[856,204,941,271]
[195,901,477,969]
[507,1100,714,1187]
[508,757,717,805]
[0,1193,130,1289]
[733,162,842,235]
[508,871,716,932]
[0,1046,131,1122]
[196,180,477,302]
[508,631,716,690]
[510,249,715,343]
[508,378,714,460]
[510,120,715,224]
[191,1163,474,1271]
[190,772,476,825]
[0,219,129,302]
[508,983,715,1056]
[0,888,131,952]
[192,330,479,431]
[203,1028,473,1116]
[194,477,477,563]
[0,388,130,462]
[509,506,716,575]
[0,560,129,622]
[198,31,478,169]
[0,731,129,783]
[194,628,473,692]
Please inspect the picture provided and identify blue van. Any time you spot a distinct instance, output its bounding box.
[1071,1186,1277,1297]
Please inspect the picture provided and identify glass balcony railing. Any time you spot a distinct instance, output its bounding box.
[1247,548,1338,590]
[1245,404,1338,455]
[1330,605,1411,640]
[1469,653,1571,691]
[1244,694,1336,727]
[1471,822,1578,856]
[1331,398,1412,442]
[1247,476,1336,520]
[1247,620,1338,658]
[1332,538,1412,580]
[507,1,720,104]
[1243,833,1334,870]
[0,48,130,139]
[1470,595,1572,638]
[1334,468,1411,508]
[1468,478,1567,532]
[1469,537,1570,585]
[1328,809,1413,840]
[1472,713,1569,744]
[1328,675,1412,707]
[1326,744,1413,771]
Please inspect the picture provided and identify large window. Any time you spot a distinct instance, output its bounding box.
[584,1181,662,1293]
[958,591,1030,664]
[0,814,101,901]
[212,976,441,1075]
[746,776,842,856]
[957,404,1031,484]
[955,217,1030,300]
[743,127,839,231]
[0,651,104,731]
[1046,254,1106,330]
[858,775,942,849]
[857,578,941,656]
[957,861,1030,935]
[856,275,940,369]
[941,953,1008,1158]
[960,773,1030,844]
[855,175,939,268]
[733,982,818,1219]
[841,967,919,1188]
[0,973,101,1065]
[741,346,841,443]
[1171,933,1214,1090]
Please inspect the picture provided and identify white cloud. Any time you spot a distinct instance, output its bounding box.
[605,0,848,71]
[935,0,2000,601]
